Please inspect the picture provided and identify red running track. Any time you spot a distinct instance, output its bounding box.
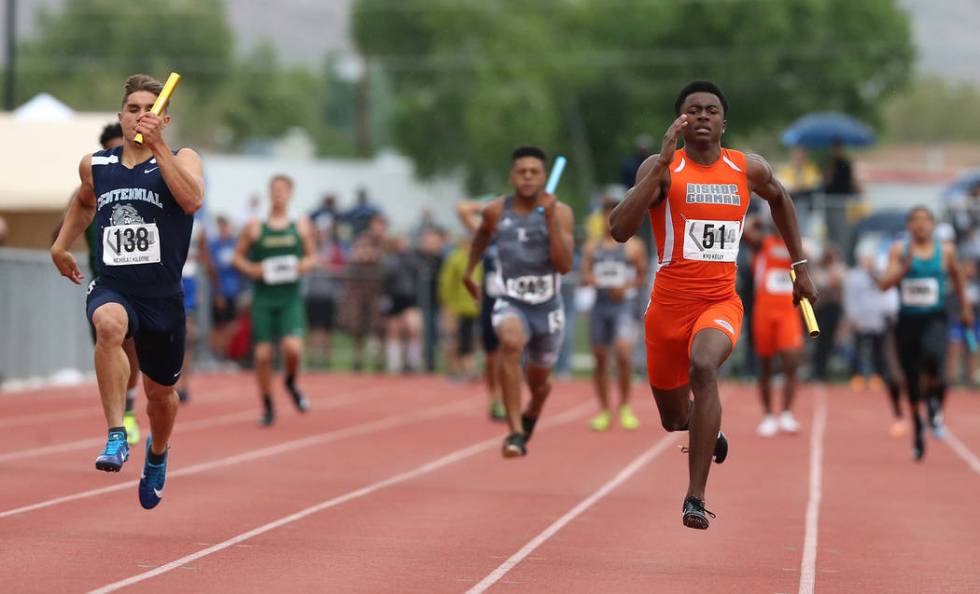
[0,373,978,593]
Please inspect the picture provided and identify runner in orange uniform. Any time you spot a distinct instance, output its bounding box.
[745,219,804,437]
[609,81,817,529]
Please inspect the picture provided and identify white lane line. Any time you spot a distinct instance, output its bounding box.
[85,402,592,594]
[944,429,980,475]
[465,431,681,594]
[798,388,828,594]
[0,384,393,463]
[0,395,478,520]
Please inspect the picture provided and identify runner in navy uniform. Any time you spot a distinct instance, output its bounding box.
[51,74,205,510]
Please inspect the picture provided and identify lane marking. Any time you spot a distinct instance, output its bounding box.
[944,429,980,475]
[798,388,828,594]
[0,385,393,463]
[0,394,479,520]
[85,403,592,594]
[466,431,681,593]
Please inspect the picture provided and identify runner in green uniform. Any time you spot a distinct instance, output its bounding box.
[234,174,317,426]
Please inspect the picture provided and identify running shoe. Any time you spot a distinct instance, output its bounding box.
[913,429,925,462]
[714,432,729,464]
[502,432,528,458]
[123,412,141,446]
[778,411,800,434]
[521,414,539,442]
[489,400,507,422]
[590,410,612,432]
[138,436,168,510]
[286,381,310,413]
[177,389,190,404]
[756,415,778,438]
[931,411,946,440]
[682,495,716,530]
[95,430,130,472]
[260,408,276,427]
[619,405,640,431]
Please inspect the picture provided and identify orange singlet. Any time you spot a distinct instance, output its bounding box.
[751,235,803,357]
[644,147,750,390]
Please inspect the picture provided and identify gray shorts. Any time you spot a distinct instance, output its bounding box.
[492,297,564,368]
[589,300,638,348]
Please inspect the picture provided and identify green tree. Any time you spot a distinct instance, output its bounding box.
[17,0,233,110]
[882,76,980,142]
[353,0,913,203]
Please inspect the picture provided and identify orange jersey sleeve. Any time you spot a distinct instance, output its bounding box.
[649,148,751,304]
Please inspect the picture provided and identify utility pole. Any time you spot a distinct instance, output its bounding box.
[3,0,15,110]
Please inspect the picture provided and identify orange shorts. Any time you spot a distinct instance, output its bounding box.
[644,293,743,390]
[752,307,803,358]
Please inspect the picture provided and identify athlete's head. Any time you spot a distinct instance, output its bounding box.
[675,80,727,146]
[269,174,294,212]
[216,215,233,239]
[99,123,124,150]
[906,206,935,242]
[118,74,169,142]
[510,145,547,200]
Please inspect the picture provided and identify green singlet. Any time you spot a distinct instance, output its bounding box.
[248,220,306,343]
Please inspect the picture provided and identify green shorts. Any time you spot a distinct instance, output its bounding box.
[251,296,305,343]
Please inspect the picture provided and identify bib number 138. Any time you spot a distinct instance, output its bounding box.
[102,223,161,266]
[683,219,741,262]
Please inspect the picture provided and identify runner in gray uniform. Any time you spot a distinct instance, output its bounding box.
[581,200,647,432]
[464,146,575,458]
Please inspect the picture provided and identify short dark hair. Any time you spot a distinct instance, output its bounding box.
[99,123,123,147]
[675,80,728,116]
[512,145,547,164]
[121,74,164,107]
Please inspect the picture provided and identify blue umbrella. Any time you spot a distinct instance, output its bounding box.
[781,112,876,149]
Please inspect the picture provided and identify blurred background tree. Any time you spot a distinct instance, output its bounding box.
[353,0,914,205]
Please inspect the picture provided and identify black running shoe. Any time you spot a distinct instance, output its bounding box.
[177,390,190,404]
[260,406,275,427]
[913,429,925,462]
[521,414,539,442]
[714,432,729,464]
[502,433,528,458]
[286,382,310,413]
[682,495,716,530]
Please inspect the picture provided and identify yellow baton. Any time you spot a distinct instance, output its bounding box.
[790,268,820,337]
[135,72,182,145]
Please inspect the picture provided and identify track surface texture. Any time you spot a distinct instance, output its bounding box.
[1,373,978,593]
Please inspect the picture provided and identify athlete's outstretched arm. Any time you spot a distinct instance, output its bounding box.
[135,111,204,214]
[51,155,97,284]
[455,200,483,235]
[463,198,502,300]
[944,243,975,327]
[579,240,597,286]
[609,115,687,242]
[876,242,909,291]
[232,221,263,280]
[296,217,318,274]
[747,153,817,305]
[543,199,575,274]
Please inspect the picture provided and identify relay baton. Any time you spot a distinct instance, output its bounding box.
[538,155,567,213]
[790,268,820,337]
[135,72,182,145]
[966,328,978,354]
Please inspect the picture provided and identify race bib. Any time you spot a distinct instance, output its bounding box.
[901,278,940,307]
[593,261,629,289]
[262,255,300,285]
[102,223,160,266]
[765,268,794,294]
[682,219,741,262]
[504,274,555,304]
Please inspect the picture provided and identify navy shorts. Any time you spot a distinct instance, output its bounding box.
[86,279,187,387]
